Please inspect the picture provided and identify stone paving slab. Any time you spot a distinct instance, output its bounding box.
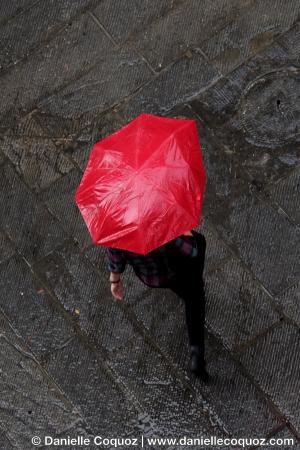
[92,0,184,45]
[36,110,127,166]
[124,272,283,438]
[2,111,52,138]
[259,426,296,449]
[129,0,247,72]
[0,230,15,264]
[204,256,280,350]
[40,168,93,249]
[0,162,69,263]
[43,336,142,438]
[0,0,38,24]
[0,0,98,71]
[238,323,300,434]
[65,113,125,170]
[0,149,5,165]
[117,51,219,120]
[0,0,300,446]
[131,289,216,367]
[194,349,282,438]
[107,333,226,439]
[28,98,125,143]
[33,240,137,354]
[0,311,92,450]
[0,428,15,450]
[1,135,74,192]
[207,191,300,296]
[185,66,300,297]
[0,11,114,125]
[197,220,233,273]
[273,282,300,328]
[199,0,300,75]
[0,254,76,361]
[37,44,153,123]
[189,44,300,190]
[277,21,300,61]
[266,168,300,225]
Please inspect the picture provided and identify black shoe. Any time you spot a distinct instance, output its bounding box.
[190,346,210,382]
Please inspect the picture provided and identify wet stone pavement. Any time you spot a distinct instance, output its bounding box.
[0,1,299,449]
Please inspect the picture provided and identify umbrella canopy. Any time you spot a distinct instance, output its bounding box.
[75,113,206,255]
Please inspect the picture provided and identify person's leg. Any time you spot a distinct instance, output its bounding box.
[193,231,206,277]
[166,231,208,378]
[168,269,206,356]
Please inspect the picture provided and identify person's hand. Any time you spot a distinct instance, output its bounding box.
[183,230,193,236]
[111,280,124,300]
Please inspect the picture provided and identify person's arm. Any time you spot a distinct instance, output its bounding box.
[183,230,193,236]
[109,271,121,282]
[173,230,198,257]
[106,247,127,273]
[106,248,126,300]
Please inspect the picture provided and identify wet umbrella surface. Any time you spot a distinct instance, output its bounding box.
[75,113,206,254]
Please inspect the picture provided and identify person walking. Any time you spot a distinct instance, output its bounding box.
[75,113,208,381]
[107,228,209,383]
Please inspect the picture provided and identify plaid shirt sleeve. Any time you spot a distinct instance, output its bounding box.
[173,234,198,257]
[106,248,127,273]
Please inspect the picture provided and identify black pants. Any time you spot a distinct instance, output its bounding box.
[165,232,206,353]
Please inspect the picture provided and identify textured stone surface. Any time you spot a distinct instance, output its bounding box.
[34,240,136,354]
[0,0,37,24]
[0,312,91,450]
[117,51,219,120]
[178,104,300,296]
[0,163,68,262]
[1,135,74,191]
[131,287,201,371]
[190,45,300,189]
[0,150,5,165]
[0,0,98,70]
[260,427,297,449]
[40,168,93,249]
[2,111,50,137]
[0,12,114,124]
[37,45,153,123]
[92,0,182,44]
[44,336,142,436]
[274,281,300,328]
[239,323,300,434]
[208,193,300,296]
[200,223,232,274]
[0,255,76,361]
[193,348,281,437]
[36,100,127,155]
[277,21,300,62]
[0,231,15,264]
[205,256,280,350]
[107,334,226,438]
[131,0,247,71]
[200,0,300,74]
[0,428,15,450]
[267,168,300,225]
[1,0,300,444]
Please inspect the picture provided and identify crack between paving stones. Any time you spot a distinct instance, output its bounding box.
[1,6,299,142]
[0,0,102,77]
[0,0,43,28]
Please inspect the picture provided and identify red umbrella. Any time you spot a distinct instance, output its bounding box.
[75,113,206,255]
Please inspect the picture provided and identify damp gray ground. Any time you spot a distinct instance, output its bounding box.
[0,1,299,449]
